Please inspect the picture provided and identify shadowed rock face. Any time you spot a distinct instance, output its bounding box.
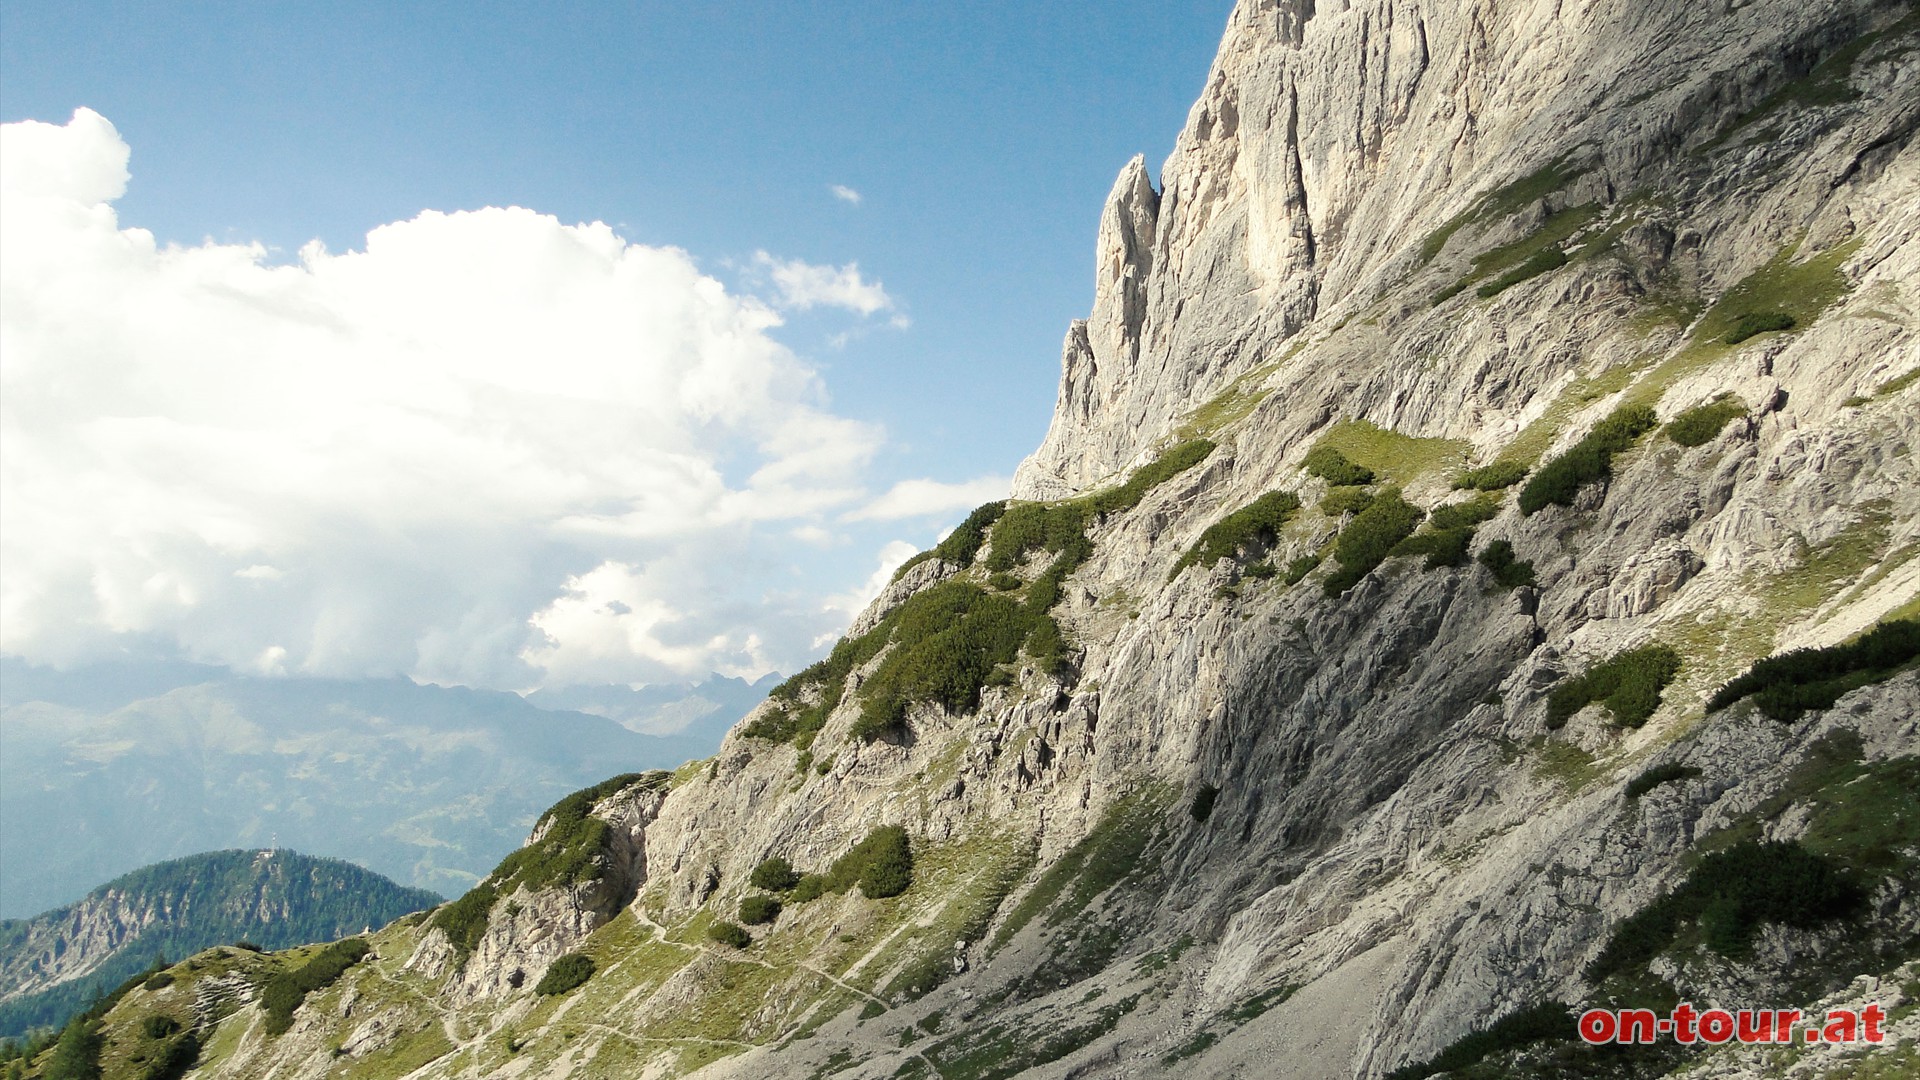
[103,3,1920,1078]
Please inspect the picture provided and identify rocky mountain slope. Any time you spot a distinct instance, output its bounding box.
[0,664,734,915]
[0,850,437,1039]
[18,1,1920,1077]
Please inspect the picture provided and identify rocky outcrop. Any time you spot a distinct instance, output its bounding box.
[405,779,665,1003]
[1016,0,1919,498]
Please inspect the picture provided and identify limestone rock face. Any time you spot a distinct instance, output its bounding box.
[171,3,1920,1078]
[405,780,664,1004]
[1016,0,1918,499]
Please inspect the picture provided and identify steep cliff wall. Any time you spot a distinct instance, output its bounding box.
[40,2,1920,1079]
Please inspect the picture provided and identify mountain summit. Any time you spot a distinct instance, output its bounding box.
[21,1,1919,1077]
[0,850,436,1040]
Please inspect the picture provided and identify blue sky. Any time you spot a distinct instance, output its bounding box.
[0,2,1233,689]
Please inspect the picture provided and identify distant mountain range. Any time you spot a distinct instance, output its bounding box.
[0,659,773,917]
[524,672,779,740]
[0,848,438,1039]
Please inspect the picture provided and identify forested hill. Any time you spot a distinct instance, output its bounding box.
[0,849,438,1038]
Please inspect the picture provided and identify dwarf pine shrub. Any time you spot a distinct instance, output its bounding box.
[1324,489,1423,595]
[1545,644,1681,728]
[750,856,799,892]
[1319,487,1375,516]
[1723,311,1795,344]
[1624,763,1702,800]
[1519,404,1658,514]
[1664,395,1746,447]
[825,826,914,899]
[788,874,829,904]
[1477,540,1536,589]
[261,938,370,1035]
[738,895,782,925]
[1170,491,1303,580]
[706,921,751,949]
[1392,527,1474,568]
[1454,460,1528,491]
[1304,446,1374,486]
[1585,842,1860,981]
[1708,618,1920,720]
[533,953,595,996]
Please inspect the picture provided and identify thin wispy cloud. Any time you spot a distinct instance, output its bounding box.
[847,476,1011,522]
[830,184,862,205]
[751,251,898,318]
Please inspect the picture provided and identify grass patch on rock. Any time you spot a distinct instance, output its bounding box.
[1689,239,1857,352]
[1433,203,1599,304]
[1416,154,1589,266]
[1310,420,1470,488]
[991,788,1170,954]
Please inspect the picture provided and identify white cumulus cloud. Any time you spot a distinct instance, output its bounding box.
[0,109,916,688]
[751,251,898,318]
[830,184,862,205]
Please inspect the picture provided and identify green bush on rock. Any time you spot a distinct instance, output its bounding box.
[1324,489,1423,595]
[738,894,782,925]
[1382,1003,1575,1080]
[1304,446,1374,486]
[430,773,662,962]
[1477,540,1536,589]
[533,953,595,996]
[1624,763,1702,800]
[1519,404,1658,514]
[1454,460,1528,491]
[1391,527,1474,569]
[826,826,915,899]
[1170,491,1303,580]
[1723,311,1795,344]
[749,856,799,892]
[1319,487,1375,516]
[889,500,1007,582]
[776,441,1218,746]
[788,874,829,904]
[1586,842,1861,981]
[261,938,370,1035]
[706,921,751,949]
[1545,644,1681,729]
[1664,395,1746,447]
[1708,618,1920,720]
[1283,555,1321,585]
